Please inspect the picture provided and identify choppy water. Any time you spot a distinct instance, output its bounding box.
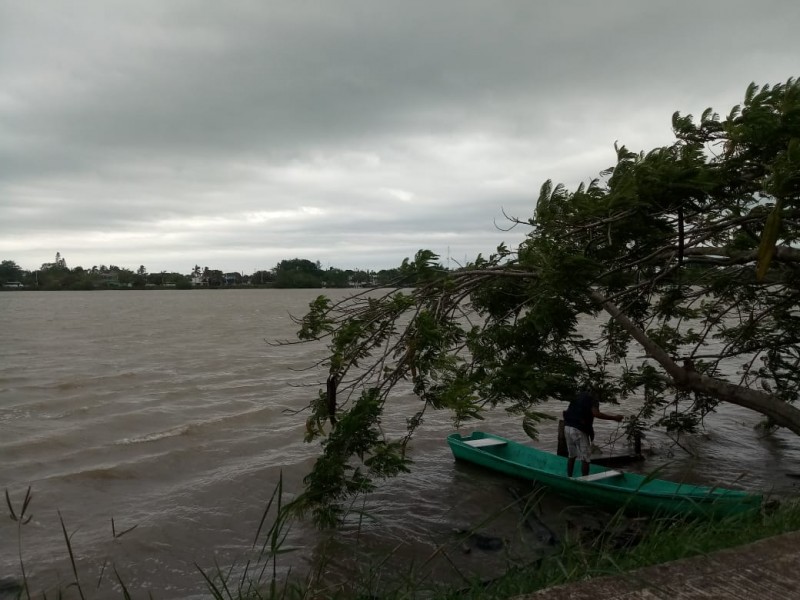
[1,290,798,598]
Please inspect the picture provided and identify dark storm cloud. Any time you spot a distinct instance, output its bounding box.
[1,0,799,272]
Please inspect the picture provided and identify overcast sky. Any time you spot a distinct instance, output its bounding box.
[1,1,798,274]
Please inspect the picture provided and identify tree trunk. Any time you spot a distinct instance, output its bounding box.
[593,291,800,435]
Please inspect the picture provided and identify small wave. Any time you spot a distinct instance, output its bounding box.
[112,404,283,447]
[63,465,137,481]
[14,371,142,393]
[115,425,191,445]
[56,380,85,391]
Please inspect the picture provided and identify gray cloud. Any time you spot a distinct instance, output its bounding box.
[1,0,799,272]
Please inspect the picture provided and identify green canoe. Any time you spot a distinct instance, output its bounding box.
[448,431,762,519]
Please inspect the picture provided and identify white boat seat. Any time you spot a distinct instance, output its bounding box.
[576,470,622,482]
[463,438,507,448]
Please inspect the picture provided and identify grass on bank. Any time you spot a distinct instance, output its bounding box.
[6,481,800,599]
[221,495,800,600]
[281,498,800,600]
[431,499,800,600]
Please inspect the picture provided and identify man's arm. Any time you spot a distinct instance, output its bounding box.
[592,406,624,422]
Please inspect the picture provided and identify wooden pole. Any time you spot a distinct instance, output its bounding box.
[557,419,568,457]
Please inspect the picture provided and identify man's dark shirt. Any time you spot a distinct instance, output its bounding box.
[563,391,599,439]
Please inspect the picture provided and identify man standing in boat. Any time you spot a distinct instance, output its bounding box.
[563,389,624,477]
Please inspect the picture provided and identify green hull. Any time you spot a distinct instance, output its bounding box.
[448,431,762,519]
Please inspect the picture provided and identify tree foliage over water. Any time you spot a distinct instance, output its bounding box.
[294,79,800,526]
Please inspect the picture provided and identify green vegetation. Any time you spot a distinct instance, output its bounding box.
[248,500,800,599]
[293,79,800,524]
[8,477,800,599]
[435,500,800,600]
[206,497,800,599]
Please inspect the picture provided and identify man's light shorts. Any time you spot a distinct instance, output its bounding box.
[564,425,591,462]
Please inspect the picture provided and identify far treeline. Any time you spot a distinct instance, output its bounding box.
[0,257,423,291]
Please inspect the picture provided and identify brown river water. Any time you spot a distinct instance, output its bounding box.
[1,289,799,598]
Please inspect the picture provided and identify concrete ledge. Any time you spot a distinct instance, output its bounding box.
[518,530,800,599]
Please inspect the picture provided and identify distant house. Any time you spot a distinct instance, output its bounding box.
[99,272,119,287]
[41,251,68,270]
